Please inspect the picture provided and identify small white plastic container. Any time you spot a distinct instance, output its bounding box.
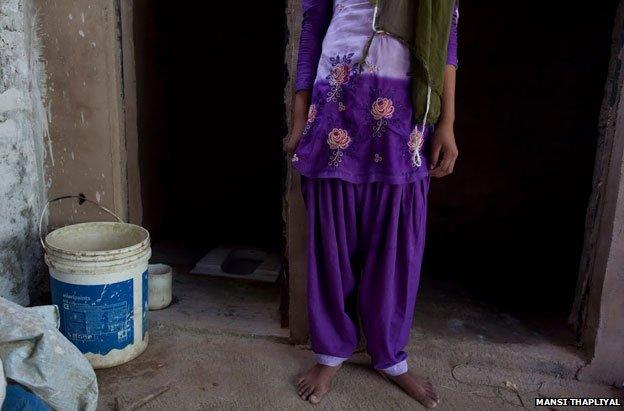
[148,264,173,310]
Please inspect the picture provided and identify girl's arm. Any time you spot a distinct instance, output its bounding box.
[446,3,459,67]
[430,2,459,178]
[295,0,333,93]
[285,0,333,154]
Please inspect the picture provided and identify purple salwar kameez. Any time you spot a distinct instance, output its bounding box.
[294,0,458,375]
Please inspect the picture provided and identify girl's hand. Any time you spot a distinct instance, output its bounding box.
[283,119,306,155]
[284,91,312,155]
[430,64,458,178]
[429,123,458,178]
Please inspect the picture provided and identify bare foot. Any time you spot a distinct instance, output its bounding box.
[386,372,439,408]
[296,364,341,404]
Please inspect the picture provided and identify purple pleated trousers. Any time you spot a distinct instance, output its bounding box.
[301,176,429,375]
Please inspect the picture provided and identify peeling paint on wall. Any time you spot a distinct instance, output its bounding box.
[0,0,49,305]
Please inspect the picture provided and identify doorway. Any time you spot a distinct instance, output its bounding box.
[128,1,619,343]
[131,1,288,331]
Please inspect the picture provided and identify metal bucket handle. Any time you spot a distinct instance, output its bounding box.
[39,195,124,249]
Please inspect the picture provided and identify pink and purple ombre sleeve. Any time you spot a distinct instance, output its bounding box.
[446,2,459,67]
[295,0,333,92]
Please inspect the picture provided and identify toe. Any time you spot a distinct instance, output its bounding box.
[297,379,309,391]
[302,385,315,400]
[424,392,439,408]
[426,385,438,399]
[421,395,438,409]
[309,384,328,404]
[298,383,309,396]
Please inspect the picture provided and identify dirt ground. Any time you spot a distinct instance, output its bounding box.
[96,269,623,410]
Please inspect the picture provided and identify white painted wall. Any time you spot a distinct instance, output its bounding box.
[0,0,48,304]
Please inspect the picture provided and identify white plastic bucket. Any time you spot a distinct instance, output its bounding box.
[41,196,151,369]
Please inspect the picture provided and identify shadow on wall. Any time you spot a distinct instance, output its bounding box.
[423,1,619,317]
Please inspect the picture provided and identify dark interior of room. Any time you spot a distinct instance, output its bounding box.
[423,1,618,327]
[133,1,287,262]
[132,1,618,331]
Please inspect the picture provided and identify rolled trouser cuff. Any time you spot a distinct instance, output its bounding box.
[379,359,408,376]
[314,353,348,367]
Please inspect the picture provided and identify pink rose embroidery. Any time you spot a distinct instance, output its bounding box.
[327,128,351,150]
[327,128,351,167]
[371,97,395,138]
[408,128,425,167]
[326,53,354,105]
[329,64,350,86]
[371,98,395,120]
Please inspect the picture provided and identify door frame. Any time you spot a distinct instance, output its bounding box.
[119,0,143,225]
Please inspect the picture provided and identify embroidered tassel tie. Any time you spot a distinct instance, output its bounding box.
[358,5,384,73]
[411,85,431,167]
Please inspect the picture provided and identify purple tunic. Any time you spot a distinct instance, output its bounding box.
[293,0,459,184]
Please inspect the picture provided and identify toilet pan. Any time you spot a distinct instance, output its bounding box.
[191,247,280,283]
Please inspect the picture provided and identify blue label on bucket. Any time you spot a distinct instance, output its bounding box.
[51,277,134,355]
[142,269,148,338]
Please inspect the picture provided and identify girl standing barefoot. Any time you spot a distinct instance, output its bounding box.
[286,0,459,406]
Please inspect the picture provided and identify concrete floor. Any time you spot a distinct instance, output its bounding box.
[96,268,623,410]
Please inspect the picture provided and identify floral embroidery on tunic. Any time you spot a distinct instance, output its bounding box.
[326,53,354,105]
[308,104,317,122]
[408,127,425,167]
[302,104,318,135]
[365,60,380,74]
[327,128,351,167]
[374,153,383,163]
[291,154,299,162]
[371,97,395,138]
